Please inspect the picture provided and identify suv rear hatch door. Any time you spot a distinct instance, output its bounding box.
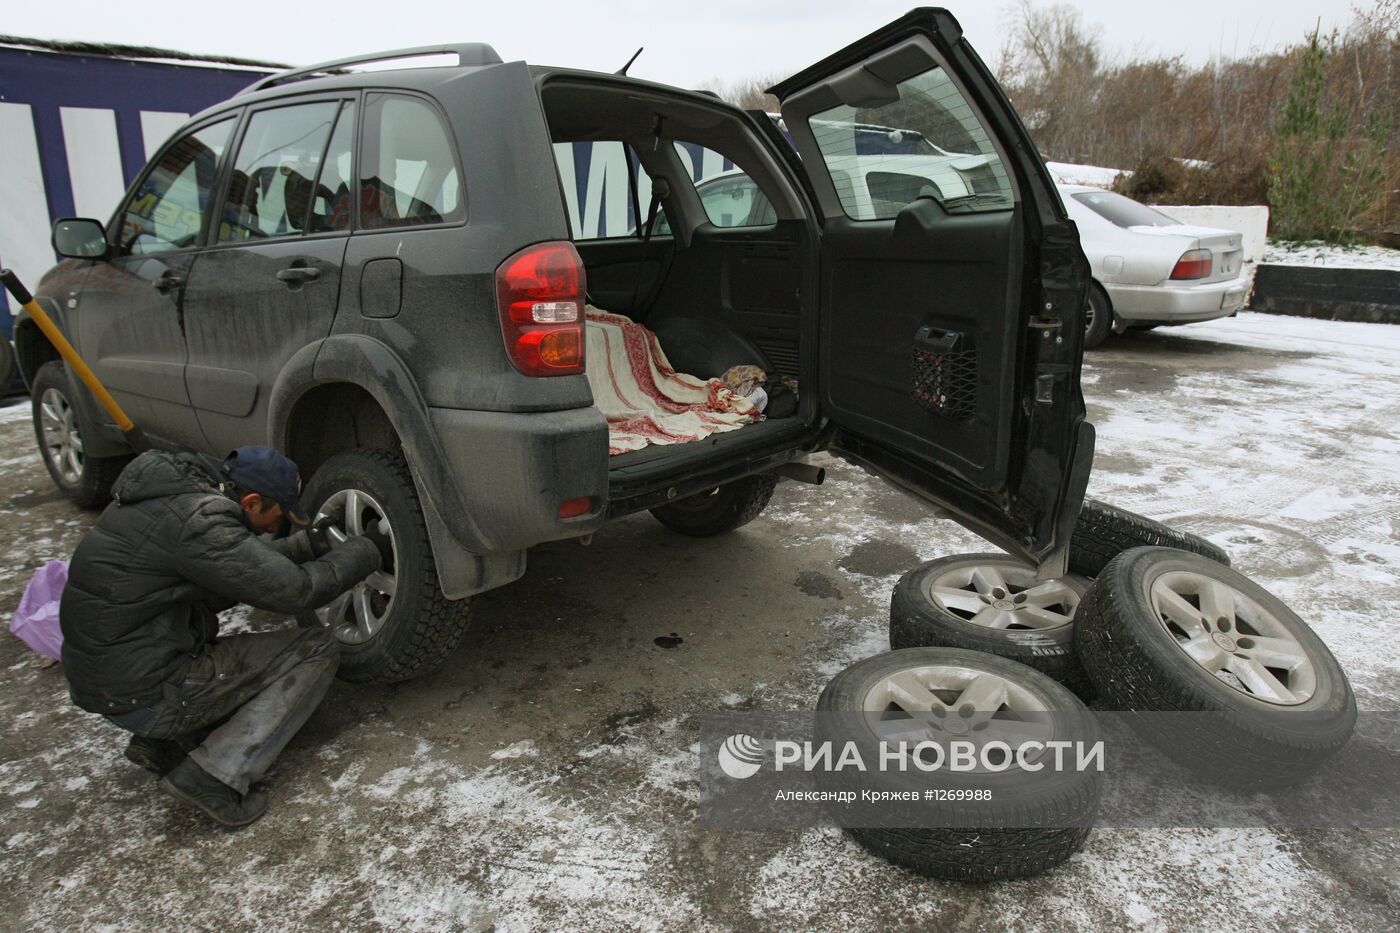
[770,8,1094,574]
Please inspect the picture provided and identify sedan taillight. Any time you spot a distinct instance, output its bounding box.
[495,241,586,376]
[1170,248,1214,280]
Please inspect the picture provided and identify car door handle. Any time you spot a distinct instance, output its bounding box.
[152,271,182,292]
[276,267,321,284]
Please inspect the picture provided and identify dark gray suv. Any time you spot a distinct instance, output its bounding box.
[18,9,1094,683]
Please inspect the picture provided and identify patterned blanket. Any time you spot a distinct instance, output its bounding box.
[584,307,760,455]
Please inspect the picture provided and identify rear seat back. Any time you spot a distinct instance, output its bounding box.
[648,316,776,380]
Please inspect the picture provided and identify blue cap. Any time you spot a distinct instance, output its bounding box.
[220,446,309,525]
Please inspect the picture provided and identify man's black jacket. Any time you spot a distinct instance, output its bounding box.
[59,451,380,714]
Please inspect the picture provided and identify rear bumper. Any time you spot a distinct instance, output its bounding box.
[1105,275,1249,322]
[429,405,610,552]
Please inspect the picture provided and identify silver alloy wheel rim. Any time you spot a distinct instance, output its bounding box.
[861,663,1056,772]
[1085,295,1097,333]
[1149,570,1317,705]
[313,488,399,645]
[920,559,1084,631]
[39,387,84,484]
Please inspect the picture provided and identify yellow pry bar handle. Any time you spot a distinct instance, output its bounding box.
[2,268,148,451]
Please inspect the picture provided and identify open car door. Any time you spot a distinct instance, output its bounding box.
[770,8,1095,575]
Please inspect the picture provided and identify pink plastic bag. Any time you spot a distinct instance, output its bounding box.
[11,560,67,660]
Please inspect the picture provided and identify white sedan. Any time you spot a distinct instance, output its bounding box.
[1059,185,1250,348]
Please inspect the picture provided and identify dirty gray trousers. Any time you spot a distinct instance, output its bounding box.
[107,627,339,794]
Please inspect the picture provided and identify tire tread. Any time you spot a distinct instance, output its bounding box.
[1070,499,1229,577]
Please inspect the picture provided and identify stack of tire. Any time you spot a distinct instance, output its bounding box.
[818,499,1356,883]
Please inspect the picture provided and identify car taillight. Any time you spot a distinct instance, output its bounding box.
[495,241,586,376]
[1170,248,1213,280]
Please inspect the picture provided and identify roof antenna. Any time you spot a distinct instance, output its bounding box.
[617,47,643,75]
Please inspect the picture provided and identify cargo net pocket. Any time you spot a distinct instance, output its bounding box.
[912,345,978,419]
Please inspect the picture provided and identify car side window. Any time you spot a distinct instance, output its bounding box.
[359,94,465,229]
[674,143,775,229]
[218,101,341,243]
[116,118,234,256]
[807,63,1016,219]
[552,141,649,240]
[308,102,356,234]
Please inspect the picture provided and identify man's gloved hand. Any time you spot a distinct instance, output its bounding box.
[361,521,394,571]
[305,516,337,558]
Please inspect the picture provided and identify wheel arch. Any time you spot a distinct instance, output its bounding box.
[269,335,523,600]
[14,317,60,389]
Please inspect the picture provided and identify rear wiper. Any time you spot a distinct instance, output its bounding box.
[941,193,1011,211]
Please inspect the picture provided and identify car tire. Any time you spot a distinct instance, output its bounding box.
[1083,284,1113,350]
[31,361,129,508]
[649,473,777,537]
[1074,547,1356,789]
[296,448,471,684]
[889,554,1095,698]
[1070,498,1229,578]
[817,648,1100,882]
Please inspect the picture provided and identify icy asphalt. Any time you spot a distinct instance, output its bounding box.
[1,312,1397,931]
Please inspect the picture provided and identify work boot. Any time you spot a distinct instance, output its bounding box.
[160,758,268,828]
[124,735,189,777]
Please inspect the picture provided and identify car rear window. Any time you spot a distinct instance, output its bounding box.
[359,94,465,229]
[807,63,1015,219]
[1071,191,1178,228]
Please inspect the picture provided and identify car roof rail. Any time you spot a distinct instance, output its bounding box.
[238,44,503,96]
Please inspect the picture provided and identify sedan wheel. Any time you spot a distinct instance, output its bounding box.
[1084,285,1113,349]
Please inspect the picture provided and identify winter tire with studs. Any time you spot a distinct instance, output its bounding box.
[816,648,1101,883]
[1074,546,1356,789]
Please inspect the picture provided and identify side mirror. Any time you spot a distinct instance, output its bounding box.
[52,218,109,260]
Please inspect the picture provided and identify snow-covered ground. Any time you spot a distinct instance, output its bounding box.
[1047,161,1125,188]
[1263,240,1400,272]
[1,313,1398,931]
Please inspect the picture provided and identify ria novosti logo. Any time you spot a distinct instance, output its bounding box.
[715,733,1105,778]
[717,734,765,779]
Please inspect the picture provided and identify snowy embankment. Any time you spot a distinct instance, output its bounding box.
[1263,240,1400,272]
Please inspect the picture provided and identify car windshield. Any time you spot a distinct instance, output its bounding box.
[1071,191,1179,228]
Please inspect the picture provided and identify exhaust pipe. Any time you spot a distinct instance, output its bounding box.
[772,461,825,485]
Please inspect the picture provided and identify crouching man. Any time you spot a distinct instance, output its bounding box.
[59,446,384,828]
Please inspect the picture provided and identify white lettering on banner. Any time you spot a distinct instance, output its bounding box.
[581,143,631,239]
[552,144,582,237]
[139,111,190,161]
[1078,741,1106,772]
[60,107,127,220]
[0,103,54,317]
